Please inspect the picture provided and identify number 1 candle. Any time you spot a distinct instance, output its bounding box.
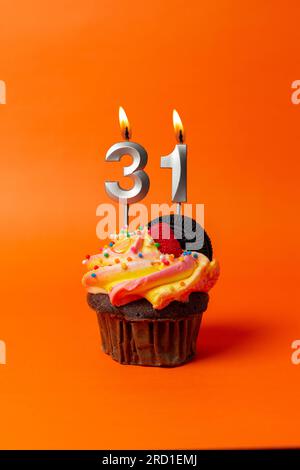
[104,107,150,226]
[160,109,187,215]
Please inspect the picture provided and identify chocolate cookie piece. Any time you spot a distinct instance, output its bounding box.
[87,291,209,320]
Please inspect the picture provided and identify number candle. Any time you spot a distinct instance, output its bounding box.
[160,109,187,215]
[104,107,150,227]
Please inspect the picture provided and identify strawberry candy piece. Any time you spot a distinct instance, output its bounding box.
[149,222,182,257]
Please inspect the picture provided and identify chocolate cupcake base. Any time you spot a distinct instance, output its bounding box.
[97,312,203,367]
[88,292,209,367]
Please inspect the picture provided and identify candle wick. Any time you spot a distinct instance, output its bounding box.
[179,130,184,144]
[125,127,130,140]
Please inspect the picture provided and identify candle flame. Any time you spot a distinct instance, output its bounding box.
[119,106,131,140]
[173,109,184,143]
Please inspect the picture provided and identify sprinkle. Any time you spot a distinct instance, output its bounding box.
[121,262,128,270]
[93,265,99,270]
[136,230,141,235]
[131,246,137,254]
[91,273,97,278]
[126,232,130,238]
[127,256,132,262]
[192,253,198,259]
[180,281,186,286]
[178,256,184,262]
[104,245,108,249]
[159,254,169,265]
[139,225,143,230]
[109,242,114,247]
[103,252,109,258]
[183,251,191,256]
[138,252,143,258]
[82,259,87,264]
[114,258,120,264]
[154,242,160,248]
[86,255,91,259]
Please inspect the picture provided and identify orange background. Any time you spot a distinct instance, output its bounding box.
[0,0,300,449]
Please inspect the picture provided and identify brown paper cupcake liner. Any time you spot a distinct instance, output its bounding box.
[96,312,203,367]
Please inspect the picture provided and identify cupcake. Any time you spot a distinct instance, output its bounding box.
[82,221,219,367]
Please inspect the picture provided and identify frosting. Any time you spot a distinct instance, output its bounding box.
[82,227,219,310]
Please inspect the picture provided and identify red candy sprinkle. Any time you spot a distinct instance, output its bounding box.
[94,265,99,270]
[86,255,91,259]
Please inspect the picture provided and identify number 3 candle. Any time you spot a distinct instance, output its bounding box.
[104,107,150,226]
[161,110,187,215]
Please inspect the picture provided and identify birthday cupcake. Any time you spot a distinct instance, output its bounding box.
[82,218,219,367]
